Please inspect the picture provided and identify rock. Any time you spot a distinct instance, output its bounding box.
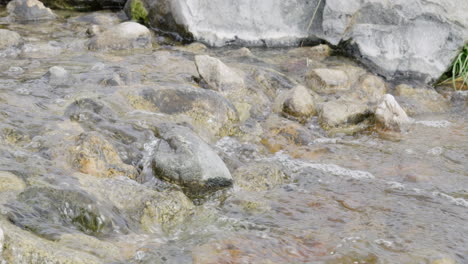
[7,0,56,21]
[126,0,467,83]
[232,162,289,192]
[319,99,372,134]
[86,25,101,37]
[76,173,195,234]
[1,219,103,264]
[126,85,239,139]
[88,22,152,51]
[354,74,387,103]
[42,0,126,11]
[375,94,410,132]
[140,190,194,233]
[69,132,138,179]
[194,55,245,92]
[282,85,317,122]
[306,66,365,94]
[6,186,129,240]
[451,91,468,108]
[46,66,71,86]
[432,258,458,264]
[58,233,122,262]
[395,84,449,115]
[0,171,26,192]
[261,115,316,153]
[101,73,124,86]
[74,12,122,26]
[151,123,233,192]
[322,0,467,83]
[20,42,62,59]
[0,29,22,50]
[287,44,331,60]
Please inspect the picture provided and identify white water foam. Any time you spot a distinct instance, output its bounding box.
[415,120,451,128]
[266,152,375,180]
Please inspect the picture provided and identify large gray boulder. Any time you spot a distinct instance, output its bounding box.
[151,124,233,192]
[7,0,56,21]
[125,0,467,83]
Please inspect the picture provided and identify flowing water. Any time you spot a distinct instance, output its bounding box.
[0,9,467,264]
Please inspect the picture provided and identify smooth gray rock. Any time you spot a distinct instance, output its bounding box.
[151,124,233,192]
[7,0,56,21]
[88,22,152,50]
[125,0,467,83]
[0,29,22,50]
[375,94,410,131]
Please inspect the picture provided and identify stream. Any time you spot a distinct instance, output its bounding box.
[0,8,467,264]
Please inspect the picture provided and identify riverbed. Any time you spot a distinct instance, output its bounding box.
[0,9,467,264]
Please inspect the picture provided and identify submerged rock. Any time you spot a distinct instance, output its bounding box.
[46,66,72,86]
[151,123,233,192]
[126,85,239,139]
[232,162,289,192]
[125,0,467,83]
[0,29,22,50]
[69,132,138,179]
[395,84,449,115]
[0,171,25,192]
[1,219,103,264]
[7,0,56,21]
[7,186,129,240]
[375,94,410,132]
[76,173,195,234]
[88,22,152,51]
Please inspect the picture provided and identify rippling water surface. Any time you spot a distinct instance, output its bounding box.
[0,8,467,264]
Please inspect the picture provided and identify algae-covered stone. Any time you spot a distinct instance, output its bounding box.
[69,132,138,179]
[141,190,194,233]
[233,162,289,191]
[6,186,129,240]
[1,219,103,264]
[127,85,239,138]
[0,171,25,192]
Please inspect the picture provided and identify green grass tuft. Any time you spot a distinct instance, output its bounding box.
[440,44,468,90]
[130,0,149,25]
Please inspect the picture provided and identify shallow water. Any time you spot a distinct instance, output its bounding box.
[0,9,467,264]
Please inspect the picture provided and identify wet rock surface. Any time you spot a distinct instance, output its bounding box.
[0,6,466,264]
[151,123,233,193]
[125,0,468,83]
[88,21,152,50]
[6,0,56,21]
